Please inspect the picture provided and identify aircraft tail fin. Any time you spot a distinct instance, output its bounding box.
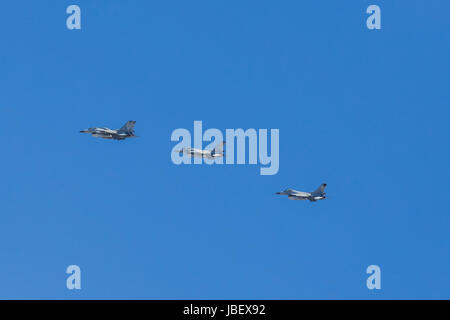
[212,141,225,155]
[312,183,327,196]
[118,120,136,134]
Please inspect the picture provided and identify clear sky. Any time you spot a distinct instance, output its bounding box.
[1,0,449,299]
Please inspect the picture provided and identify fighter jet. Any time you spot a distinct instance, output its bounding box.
[276,183,327,202]
[80,121,137,140]
[175,141,225,159]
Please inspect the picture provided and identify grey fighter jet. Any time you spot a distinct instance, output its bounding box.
[80,121,137,140]
[276,183,327,202]
[175,141,225,159]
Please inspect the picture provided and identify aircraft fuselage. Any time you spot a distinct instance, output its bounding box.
[80,128,135,140]
[180,148,224,159]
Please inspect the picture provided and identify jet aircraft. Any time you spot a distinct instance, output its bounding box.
[175,141,225,159]
[80,121,137,140]
[276,183,327,202]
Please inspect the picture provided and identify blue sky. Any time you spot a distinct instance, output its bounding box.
[1,0,449,299]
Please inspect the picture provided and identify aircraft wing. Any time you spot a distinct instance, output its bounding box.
[290,191,311,197]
